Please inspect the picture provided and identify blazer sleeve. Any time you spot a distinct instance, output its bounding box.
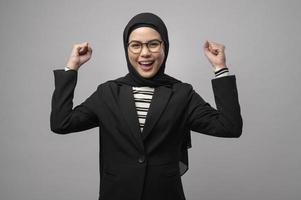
[50,69,99,134]
[186,75,243,138]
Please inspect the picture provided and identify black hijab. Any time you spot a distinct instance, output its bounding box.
[114,12,181,87]
[113,12,191,176]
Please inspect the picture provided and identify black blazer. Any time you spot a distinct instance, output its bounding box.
[50,70,243,200]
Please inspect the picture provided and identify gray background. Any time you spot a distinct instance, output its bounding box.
[0,0,300,199]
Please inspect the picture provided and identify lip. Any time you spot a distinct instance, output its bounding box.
[138,60,154,71]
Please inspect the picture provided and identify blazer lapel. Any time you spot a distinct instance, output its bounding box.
[118,85,144,151]
[141,85,173,141]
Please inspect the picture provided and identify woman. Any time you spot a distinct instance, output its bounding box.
[51,12,242,200]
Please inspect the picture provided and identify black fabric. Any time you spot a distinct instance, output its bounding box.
[114,12,192,176]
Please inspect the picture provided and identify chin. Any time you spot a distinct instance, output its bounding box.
[135,65,158,79]
[139,71,156,79]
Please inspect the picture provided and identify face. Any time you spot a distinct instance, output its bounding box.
[128,27,165,79]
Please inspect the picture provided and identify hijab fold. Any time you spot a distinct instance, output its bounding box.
[113,12,192,176]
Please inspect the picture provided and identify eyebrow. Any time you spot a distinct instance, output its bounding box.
[128,39,161,43]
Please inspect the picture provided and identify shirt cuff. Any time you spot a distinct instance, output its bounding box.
[64,66,77,71]
[214,67,229,78]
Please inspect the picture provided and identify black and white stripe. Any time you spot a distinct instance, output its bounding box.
[132,86,155,132]
[214,67,229,77]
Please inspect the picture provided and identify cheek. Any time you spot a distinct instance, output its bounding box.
[128,52,137,65]
[156,50,165,66]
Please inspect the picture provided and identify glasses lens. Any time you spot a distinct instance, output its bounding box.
[129,42,142,53]
[148,40,161,52]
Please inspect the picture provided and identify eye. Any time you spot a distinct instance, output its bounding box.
[148,41,160,48]
[129,42,141,49]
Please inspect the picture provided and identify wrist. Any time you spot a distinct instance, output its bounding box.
[213,64,227,72]
[66,60,80,70]
[66,64,79,71]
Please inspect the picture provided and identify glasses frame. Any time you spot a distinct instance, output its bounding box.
[127,39,163,54]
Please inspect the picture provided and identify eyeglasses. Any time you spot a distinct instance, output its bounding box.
[128,39,163,54]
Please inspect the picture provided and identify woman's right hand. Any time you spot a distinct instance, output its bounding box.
[66,42,92,70]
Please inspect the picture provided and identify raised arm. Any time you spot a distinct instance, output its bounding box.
[50,42,99,134]
[186,40,243,137]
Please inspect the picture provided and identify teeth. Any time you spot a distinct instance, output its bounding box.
[139,61,153,65]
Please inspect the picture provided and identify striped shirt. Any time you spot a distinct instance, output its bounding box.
[132,86,155,132]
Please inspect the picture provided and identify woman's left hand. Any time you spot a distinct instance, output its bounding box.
[203,40,227,71]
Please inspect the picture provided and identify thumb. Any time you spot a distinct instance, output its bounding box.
[78,42,89,55]
[203,40,211,55]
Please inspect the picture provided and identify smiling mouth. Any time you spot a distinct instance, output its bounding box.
[138,61,154,71]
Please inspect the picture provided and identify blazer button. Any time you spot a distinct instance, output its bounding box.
[138,156,145,164]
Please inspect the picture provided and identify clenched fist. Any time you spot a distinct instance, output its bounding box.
[203,40,227,71]
[66,42,92,71]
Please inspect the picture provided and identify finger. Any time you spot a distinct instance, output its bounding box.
[208,42,212,51]
[211,48,219,56]
[207,44,222,56]
[206,42,217,55]
[79,42,90,54]
[209,42,225,51]
[79,48,88,55]
[203,40,209,49]
[208,41,222,47]
[203,40,211,54]
[73,44,84,53]
[76,42,88,50]
[78,49,88,56]
[87,46,93,53]
[87,42,92,51]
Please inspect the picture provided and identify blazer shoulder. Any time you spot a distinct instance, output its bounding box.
[95,80,118,89]
[172,82,193,92]
[94,80,122,97]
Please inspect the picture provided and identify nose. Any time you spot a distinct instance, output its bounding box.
[140,44,151,57]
